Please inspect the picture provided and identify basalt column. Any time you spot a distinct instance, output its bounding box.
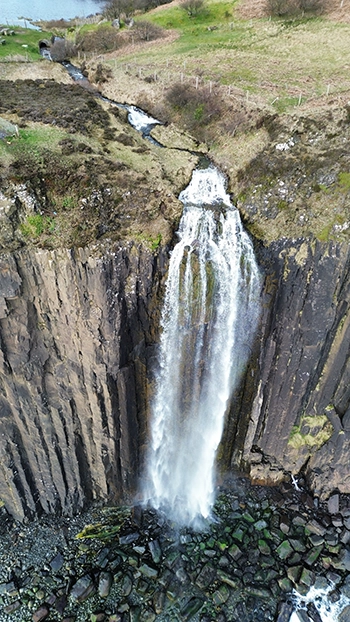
[0,244,164,521]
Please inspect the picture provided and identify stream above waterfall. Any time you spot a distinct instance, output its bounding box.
[61,62,163,143]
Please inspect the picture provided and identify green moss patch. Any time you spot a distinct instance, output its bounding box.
[288,414,333,450]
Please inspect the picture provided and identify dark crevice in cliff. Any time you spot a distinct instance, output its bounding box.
[10,429,41,517]
[97,386,109,433]
[0,337,12,376]
[54,440,70,499]
[74,433,93,505]
[57,406,70,447]
[107,373,123,496]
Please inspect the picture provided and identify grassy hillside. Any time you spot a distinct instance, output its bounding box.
[0,26,50,61]
[100,0,350,112]
[78,0,350,244]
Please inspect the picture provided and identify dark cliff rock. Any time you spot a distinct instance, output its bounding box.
[237,238,350,500]
[0,243,166,521]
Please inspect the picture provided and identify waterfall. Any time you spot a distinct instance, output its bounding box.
[144,166,261,526]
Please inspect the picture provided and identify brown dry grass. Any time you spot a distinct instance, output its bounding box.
[237,0,350,21]
[0,59,72,83]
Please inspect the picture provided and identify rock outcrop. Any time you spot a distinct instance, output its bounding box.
[237,238,350,499]
[0,243,165,521]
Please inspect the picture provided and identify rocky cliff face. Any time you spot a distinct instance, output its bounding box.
[0,243,166,521]
[1,68,350,521]
[2,206,350,521]
[234,238,350,500]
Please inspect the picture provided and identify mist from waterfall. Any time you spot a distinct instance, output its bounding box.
[144,166,261,527]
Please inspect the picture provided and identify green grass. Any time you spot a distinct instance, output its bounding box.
[109,0,350,112]
[0,26,51,61]
[20,214,55,238]
[339,172,350,191]
[0,126,67,163]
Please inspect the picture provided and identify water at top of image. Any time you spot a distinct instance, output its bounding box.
[1,0,102,26]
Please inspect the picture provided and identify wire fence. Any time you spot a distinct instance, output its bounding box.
[77,50,346,110]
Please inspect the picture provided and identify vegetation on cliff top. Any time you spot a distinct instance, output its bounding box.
[0,79,196,250]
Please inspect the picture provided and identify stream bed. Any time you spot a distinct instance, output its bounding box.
[0,480,350,621]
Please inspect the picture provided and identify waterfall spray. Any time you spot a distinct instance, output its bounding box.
[144,166,261,526]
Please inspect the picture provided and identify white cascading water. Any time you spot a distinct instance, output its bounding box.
[290,586,350,622]
[144,166,261,526]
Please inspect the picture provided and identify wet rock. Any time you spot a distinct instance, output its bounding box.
[96,548,110,568]
[339,605,350,621]
[119,533,140,545]
[332,548,350,571]
[54,594,67,614]
[213,584,230,605]
[300,567,315,587]
[305,521,327,537]
[328,588,341,603]
[142,608,156,622]
[276,601,294,621]
[181,596,205,619]
[331,515,343,528]
[70,575,95,602]
[120,573,133,597]
[217,569,241,589]
[50,552,64,572]
[287,566,302,585]
[32,605,50,622]
[257,539,271,556]
[289,539,307,552]
[90,613,105,622]
[148,539,162,564]
[309,534,324,547]
[304,546,323,566]
[139,563,158,578]
[306,602,323,622]
[328,494,340,514]
[276,540,294,560]
[278,577,293,592]
[231,526,245,542]
[280,516,291,534]
[98,571,113,598]
[228,542,243,560]
[195,563,216,589]
[153,588,165,614]
[4,601,21,614]
[254,519,268,531]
